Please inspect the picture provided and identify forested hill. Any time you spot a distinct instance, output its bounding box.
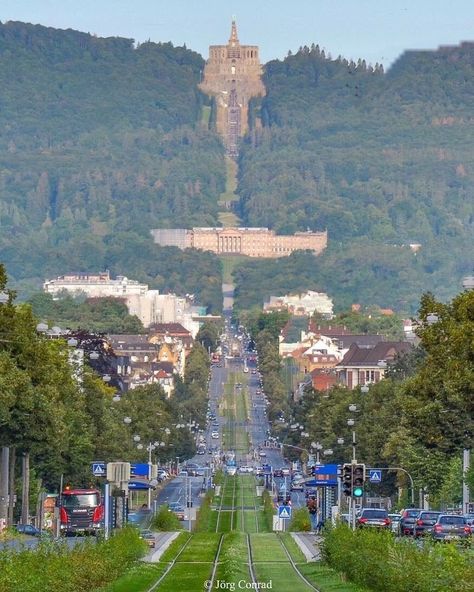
[236,43,474,310]
[0,21,224,311]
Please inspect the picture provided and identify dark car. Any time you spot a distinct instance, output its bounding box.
[432,514,472,541]
[414,511,442,537]
[399,508,423,536]
[273,468,283,478]
[15,524,44,537]
[356,508,391,529]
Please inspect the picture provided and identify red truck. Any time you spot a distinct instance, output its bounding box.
[58,487,104,535]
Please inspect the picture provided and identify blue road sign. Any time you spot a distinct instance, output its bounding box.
[308,463,338,486]
[278,505,292,520]
[91,462,106,477]
[131,463,149,477]
[369,469,382,483]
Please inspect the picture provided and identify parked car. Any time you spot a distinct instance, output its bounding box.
[211,431,219,439]
[15,524,43,537]
[273,468,283,477]
[399,508,423,536]
[281,468,290,476]
[356,508,391,529]
[414,511,442,537]
[432,514,472,541]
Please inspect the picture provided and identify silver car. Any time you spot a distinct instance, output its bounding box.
[432,514,472,541]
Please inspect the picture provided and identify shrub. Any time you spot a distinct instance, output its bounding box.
[195,490,214,532]
[289,507,311,532]
[323,523,474,592]
[150,505,183,531]
[262,490,274,531]
[0,527,146,592]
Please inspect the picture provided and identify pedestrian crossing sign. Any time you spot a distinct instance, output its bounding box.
[278,505,292,519]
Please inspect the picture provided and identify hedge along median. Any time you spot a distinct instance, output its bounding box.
[0,528,147,592]
[323,524,474,592]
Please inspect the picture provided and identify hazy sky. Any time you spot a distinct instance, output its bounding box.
[1,0,473,68]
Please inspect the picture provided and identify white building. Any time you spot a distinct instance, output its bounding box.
[43,271,200,333]
[264,290,333,318]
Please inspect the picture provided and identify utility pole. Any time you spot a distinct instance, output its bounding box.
[0,447,9,529]
[463,448,470,514]
[21,451,30,524]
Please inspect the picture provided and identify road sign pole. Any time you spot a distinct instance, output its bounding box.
[104,482,110,540]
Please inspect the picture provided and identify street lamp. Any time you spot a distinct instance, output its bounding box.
[112,394,121,403]
[360,384,369,394]
[426,312,439,325]
[123,417,132,425]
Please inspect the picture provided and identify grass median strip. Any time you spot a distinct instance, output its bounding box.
[250,533,289,562]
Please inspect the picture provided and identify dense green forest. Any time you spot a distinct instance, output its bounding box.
[235,43,474,311]
[0,21,225,309]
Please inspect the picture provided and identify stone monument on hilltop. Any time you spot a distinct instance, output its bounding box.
[199,20,265,157]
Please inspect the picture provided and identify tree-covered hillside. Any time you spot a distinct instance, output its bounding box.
[236,44,474,310]
[0,21,225,307]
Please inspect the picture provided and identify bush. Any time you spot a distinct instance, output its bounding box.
[323,523,474,592]
[262,490,274,531]
[289,507,311,532]
[195,490,214,532]
[150,505,183,531]
[0,527,146,592]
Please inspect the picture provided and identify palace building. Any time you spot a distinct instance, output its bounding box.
[150,227,327,258]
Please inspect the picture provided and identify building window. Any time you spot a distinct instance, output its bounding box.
[365,370,375,382]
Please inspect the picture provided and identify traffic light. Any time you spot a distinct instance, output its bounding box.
[342,463,353,497]
[352,463,366,498]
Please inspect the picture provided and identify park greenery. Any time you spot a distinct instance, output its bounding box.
[28,293,145,334]
[323,524,474,592]
[0,527,146,592]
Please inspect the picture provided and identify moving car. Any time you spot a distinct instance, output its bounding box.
[414,511,442,537]
[432,514,472,541]
[168,502,185,520]
[290,480,304,491]
[399,508,423,536]
[388,513,402,534]
[139,529,156,548]
[356,508,391,529]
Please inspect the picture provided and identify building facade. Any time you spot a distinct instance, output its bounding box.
[151,227,327,258]
[43,271,201,333]
[199,20,265,156]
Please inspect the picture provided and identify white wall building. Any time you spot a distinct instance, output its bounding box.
[264,290,333,318]
[43,271,200,332]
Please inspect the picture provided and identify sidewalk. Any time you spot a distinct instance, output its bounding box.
[143,531,180,563]
[291,532,322,561]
